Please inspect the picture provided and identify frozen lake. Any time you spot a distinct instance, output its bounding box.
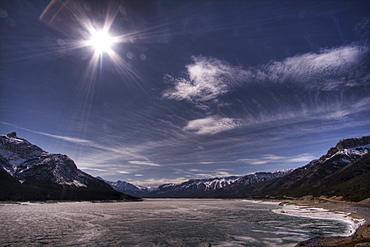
[0,199,354,246]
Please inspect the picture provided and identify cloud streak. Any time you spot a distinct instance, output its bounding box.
[130,177,189,187]
[183,116,242,135]
[128,160,162,167]
[0,121,92,145]
[237,153,316,166]
[10,124,149,161]
[163,44,369,105]
[260,45,369,90]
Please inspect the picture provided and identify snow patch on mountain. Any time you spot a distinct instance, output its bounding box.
[0,132,89,188]
[229,169,294,188]
[148,176,240,197]
[98,177,154,197]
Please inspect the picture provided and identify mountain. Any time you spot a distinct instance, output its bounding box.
[100,176,241,198]
[209,170,294,198]
[211,136,370,201]
[0,132,139,201]
[297,152,370,201]
[97,178,153,197]
[146,176,240,198]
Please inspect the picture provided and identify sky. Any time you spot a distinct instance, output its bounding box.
[0,0,369,187]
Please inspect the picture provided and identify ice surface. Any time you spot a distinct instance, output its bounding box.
[0,199,354,247]
[273,204,366,236]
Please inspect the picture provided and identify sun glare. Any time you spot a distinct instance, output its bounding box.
[87,30,114,54]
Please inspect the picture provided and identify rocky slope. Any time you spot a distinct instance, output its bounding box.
[211,136,370,201]
[0,132,139,201]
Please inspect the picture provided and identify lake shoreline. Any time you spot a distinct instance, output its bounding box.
[285,197,370,246]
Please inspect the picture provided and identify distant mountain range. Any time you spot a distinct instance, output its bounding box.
[102,171,292,198]
[100,177,238,198]
[209,136,370,201]
[97,177,154,198]
[0,132,139,201]
[1,132,369,202]
[146,176,240,198]
[104,136,370,201]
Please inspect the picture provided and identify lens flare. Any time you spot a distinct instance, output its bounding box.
[87,29,114,55]
[39,0,167,137]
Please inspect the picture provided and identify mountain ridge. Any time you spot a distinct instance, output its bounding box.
[0,132,139,201]
[1,132,369,202]
[209,135,370,201]
[103,171,294,198]
[103,136,369,201]
[147,176,240,198]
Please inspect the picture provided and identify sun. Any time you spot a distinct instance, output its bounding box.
[86,30,115,54]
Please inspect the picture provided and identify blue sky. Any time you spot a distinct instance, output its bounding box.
[1,0,369,186]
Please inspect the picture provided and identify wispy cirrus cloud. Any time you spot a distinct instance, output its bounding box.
[260,45,369,90]
[163,44,369,105]
[163,44,369,136]
[117,170,131,174]
[130,177,189,187]
[237,153,316,166]
[0,121,93,145]
[162,56,250,103]
[287,154,316,163]
[128,160,162,167]
[0,122,162,177]
[79,167,107,172]
[183,115,242,135]
[193,170,239,179]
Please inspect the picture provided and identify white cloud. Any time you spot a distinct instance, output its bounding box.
[288,154,316,163]
[117,170,130,174]
[128,160,162,167]
[33,131,93,144]
[237,153,315,166]
[162,45,369,105]
[134,174,143,177]
[324,110,350,120]
[0,122,150,163]
[236,158,268,165]
[162,56,250,103]
[131,177,189,187]
[261,45,369,90]
[261,154,284,160]
[0,122,92,145]
[189,169,202,172]
[79,167,107,172]
[195,171,239,178]
[183,115,242,135]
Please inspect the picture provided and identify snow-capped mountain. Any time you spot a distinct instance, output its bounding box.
[147,176,240,197]
[212,135,370,201]
[1,132,91,187]
[0,132,138,201]
[226,169,294,189]
[101,171,294,198]
[98,178,153,197]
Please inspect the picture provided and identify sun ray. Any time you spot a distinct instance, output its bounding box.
[86,29,114,54]
[37,0,155,139]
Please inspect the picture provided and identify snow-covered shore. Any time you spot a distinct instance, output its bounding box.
[283,197,370,246]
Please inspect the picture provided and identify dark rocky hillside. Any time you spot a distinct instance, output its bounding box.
[0,132,140,201]
[210,136,370,201]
